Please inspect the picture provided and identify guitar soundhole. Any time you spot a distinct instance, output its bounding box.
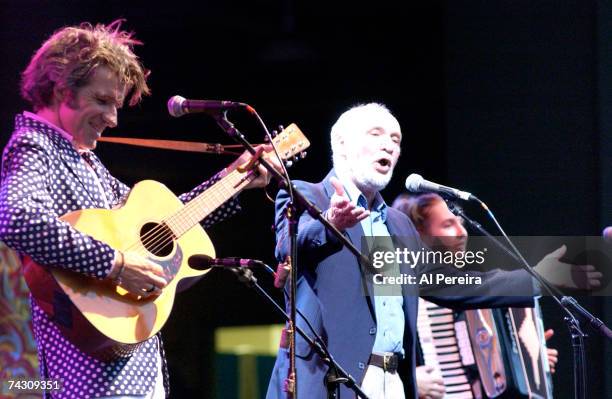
[140,222,175,257]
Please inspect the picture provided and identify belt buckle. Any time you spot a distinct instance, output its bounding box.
[383,354,391,372]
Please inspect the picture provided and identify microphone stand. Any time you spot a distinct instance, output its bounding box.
[448,202,612,399]
[222,265,371,399]
[213,113,370,399]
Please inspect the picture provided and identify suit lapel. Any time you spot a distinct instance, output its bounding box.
[84,152,115,203]
[57,141,108,208]
[322,170,377,319]
[385,212,404,239]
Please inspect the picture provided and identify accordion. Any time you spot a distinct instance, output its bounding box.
[417,298,553,398]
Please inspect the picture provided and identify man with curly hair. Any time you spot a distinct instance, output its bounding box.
[0,21,271,398]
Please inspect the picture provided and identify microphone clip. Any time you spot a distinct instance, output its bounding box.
[213,113,240,138]
[231,266,257,286]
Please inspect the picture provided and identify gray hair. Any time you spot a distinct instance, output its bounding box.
[330,102,397,169]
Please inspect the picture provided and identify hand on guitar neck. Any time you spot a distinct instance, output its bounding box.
[224,144,282,189]
[108,251,169,297]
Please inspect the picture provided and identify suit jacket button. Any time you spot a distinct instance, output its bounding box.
[358,362,365,370]
[369,327,376,335]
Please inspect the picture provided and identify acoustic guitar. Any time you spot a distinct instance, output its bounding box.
[23,124,309,360]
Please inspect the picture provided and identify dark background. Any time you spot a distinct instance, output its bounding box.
[1,1,610,398]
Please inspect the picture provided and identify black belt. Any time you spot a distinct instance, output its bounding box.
[368,353,399,373]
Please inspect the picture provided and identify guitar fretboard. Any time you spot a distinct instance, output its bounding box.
[164,168,255,237]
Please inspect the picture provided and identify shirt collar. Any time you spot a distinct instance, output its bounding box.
[23,111,75,144]
[21,111,93,155]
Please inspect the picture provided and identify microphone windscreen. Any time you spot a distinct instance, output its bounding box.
[603,226,612,243]
[188,254,214,270]
[405,173,424,192]
[167,95,186,117]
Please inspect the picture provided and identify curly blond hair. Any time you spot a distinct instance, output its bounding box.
[21,19,150,110]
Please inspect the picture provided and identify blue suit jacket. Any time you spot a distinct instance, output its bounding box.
[266,170,535,399]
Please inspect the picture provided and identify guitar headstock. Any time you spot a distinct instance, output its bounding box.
[271,123,310,166]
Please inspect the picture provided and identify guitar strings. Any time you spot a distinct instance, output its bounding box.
[139,174,251,257]
[124,178,234,255]
[122,182,225,255]
[125,169,254,258]
[137,134,292,253]
[109,129,302,263]
[136,172,245,255]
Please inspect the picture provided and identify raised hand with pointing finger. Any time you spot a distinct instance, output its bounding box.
[325,176,370,231]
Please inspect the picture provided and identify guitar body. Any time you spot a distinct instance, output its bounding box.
[23,180,215,359]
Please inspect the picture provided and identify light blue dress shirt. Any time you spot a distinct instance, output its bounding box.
[340,179,404,355]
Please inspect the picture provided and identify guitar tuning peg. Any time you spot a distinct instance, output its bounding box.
[277,125,285,133]
[285,160,294,168]
[263,135,271,143]
[300,151,307,159]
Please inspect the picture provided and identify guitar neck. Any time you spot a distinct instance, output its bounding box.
[160,123,309,238]
[164,168,255,237]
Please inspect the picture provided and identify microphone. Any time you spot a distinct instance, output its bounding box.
[405,173,475,201]
[603,226,612,243]
[188,254,263,271]
[167,95,247,118]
